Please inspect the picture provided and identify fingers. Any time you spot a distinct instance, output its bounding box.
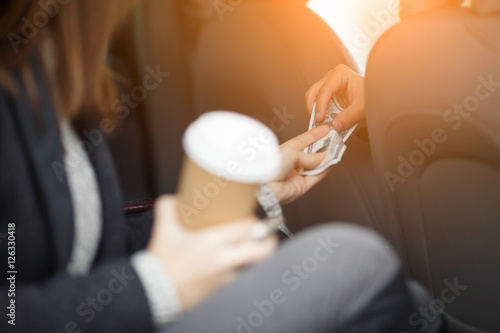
[203,216,257,244]
[315,67,348,123]
[274,168,330,204]
[277,126,329,180]
[153,195,181,230]
[277,147,325,180]
[282,125,330,150]
[220,235,278,269]
[331,98,365,132]
[155,194,176,213]
[294,150,326,170]
[155,196,258,244]
[149,195,184,251]
[305,75,327,115]
[305,65,364,127]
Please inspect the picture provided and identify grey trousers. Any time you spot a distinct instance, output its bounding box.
[163,224,443,333]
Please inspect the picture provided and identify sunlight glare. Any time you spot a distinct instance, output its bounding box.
[307,0,400,73]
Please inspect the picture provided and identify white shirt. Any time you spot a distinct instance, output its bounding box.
[60,119,181,328]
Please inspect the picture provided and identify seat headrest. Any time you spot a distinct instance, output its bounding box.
[470,0,500,14]
[399,0,463,18]
[400,0,500,18]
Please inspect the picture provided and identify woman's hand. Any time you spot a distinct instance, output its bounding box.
[270,125,330,204]
[147,196,278,311]
[305,64,365,133]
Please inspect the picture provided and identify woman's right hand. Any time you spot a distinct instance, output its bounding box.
[270,125,330,204]
[147,196,278,311]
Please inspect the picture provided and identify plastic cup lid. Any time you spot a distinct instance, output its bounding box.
[182,111,282,184]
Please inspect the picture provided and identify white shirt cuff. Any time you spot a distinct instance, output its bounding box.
[131,250,182,328]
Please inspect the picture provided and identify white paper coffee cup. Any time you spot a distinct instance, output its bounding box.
[177,111,282,228]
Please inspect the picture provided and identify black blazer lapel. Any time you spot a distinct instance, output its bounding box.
[9,69,74,271]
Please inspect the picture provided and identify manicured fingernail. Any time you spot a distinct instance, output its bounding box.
[251,223,270,241]
[332,120,343,133]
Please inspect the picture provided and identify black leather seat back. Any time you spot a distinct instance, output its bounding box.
[132,0,197,195]
[365,3,500,331]
[382,110,500,331]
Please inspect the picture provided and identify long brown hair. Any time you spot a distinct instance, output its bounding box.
[0,0,133,118]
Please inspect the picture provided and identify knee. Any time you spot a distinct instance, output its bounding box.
[296,223,401,280]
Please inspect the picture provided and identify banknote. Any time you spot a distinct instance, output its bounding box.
[300,97,358,176]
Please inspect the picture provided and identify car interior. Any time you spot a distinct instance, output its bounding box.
[105,1,499,332]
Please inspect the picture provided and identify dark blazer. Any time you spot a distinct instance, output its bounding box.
[0,65,155,332]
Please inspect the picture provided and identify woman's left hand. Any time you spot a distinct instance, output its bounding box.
[305,64,365,133]
[270,125,330,204]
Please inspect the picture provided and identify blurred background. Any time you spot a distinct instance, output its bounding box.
[108,0,399,233]
[308,0,400,73]
[105,2,500,331]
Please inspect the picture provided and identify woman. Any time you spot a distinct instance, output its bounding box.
[0,1,437,332]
